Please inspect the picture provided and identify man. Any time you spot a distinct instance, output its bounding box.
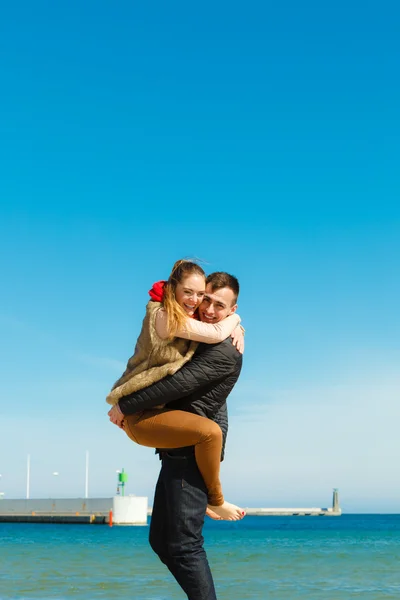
[109,272,243,600]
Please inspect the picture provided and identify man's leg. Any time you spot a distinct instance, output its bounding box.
[149,450,217,600]
[149,465,169,561]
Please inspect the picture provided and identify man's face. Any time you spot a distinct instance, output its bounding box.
[198,284,238,324]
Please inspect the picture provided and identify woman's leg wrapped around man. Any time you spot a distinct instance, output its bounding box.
[124,409,224,506]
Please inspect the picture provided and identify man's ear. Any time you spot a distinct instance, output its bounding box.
[228,303,238,316]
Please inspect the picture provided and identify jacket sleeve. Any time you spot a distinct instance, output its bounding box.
[118,344,237,415]
[172,370,240,419]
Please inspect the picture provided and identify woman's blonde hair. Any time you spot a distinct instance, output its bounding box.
[162,259,206,338]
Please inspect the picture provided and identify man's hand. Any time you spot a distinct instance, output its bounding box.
[108,404,125,429]
[231,325,245,354]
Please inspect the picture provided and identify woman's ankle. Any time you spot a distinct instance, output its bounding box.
[208,496,224,507]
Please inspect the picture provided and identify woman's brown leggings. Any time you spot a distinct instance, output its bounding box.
[123,409,224,506]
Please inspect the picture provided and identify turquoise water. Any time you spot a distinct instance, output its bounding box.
[1,515,399,599]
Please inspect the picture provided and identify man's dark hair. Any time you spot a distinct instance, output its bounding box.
[206,272,240,303]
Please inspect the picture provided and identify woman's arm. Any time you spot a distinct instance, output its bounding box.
[155,309,241,343]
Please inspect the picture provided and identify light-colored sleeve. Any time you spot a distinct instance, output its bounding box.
[155,309,241,343]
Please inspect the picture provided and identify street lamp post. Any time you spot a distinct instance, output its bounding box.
[85,451,89,499]
[26,454,30,499]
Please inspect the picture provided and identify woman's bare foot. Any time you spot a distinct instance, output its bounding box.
[206,507,223,520]
[207,501,245,521]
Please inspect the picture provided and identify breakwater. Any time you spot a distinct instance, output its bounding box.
[0,496,148,525]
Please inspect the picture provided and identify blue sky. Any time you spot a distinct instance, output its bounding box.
[0,1,399,512]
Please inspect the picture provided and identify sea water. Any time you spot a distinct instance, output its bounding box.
[1,515,399,599]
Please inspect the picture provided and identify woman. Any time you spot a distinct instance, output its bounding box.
[107,259,245,520]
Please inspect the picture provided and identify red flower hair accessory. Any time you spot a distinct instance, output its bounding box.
[148,280,166,302]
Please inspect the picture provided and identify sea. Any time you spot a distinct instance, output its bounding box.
[0,515,399,600]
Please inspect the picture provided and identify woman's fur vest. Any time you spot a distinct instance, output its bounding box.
[106,301,198,405]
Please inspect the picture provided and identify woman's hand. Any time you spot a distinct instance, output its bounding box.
[108,404,125,429]
[231,325,245,354]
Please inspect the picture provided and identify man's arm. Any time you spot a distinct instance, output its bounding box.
[118,343,238,416]
[168,371,241,419]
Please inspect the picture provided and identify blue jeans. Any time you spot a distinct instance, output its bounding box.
[149,448,217,600]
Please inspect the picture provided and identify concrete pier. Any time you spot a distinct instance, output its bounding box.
[0,496,148,525]
[243,489,342,516]
[243,507,340,516]
[146,488,342,517]
[1,490,341,522]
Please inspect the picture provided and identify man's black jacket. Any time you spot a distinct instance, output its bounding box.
[118,338,243,459]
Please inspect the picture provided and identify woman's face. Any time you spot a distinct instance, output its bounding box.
[175,274,206,317]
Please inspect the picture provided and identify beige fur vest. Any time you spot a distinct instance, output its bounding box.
[106,301,198,405]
